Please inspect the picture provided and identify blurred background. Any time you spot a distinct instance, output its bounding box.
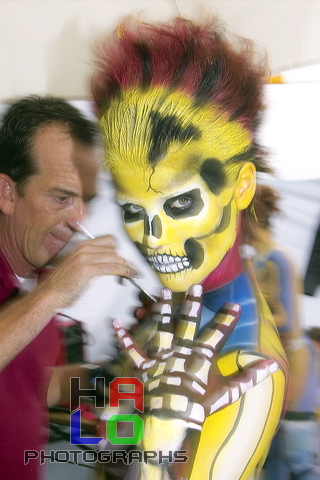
[1,0,319,362]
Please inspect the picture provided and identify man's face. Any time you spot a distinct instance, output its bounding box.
[8,124,99,275]
[101,87,253,292]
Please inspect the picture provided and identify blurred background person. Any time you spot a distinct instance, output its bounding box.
[306,327,320,427]
[304,220,320,297]
[247,184,319,480]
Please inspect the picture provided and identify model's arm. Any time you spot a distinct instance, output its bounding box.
[0,235,136,371]
[112,285,281,480]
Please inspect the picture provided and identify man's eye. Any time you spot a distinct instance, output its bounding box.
[54,196,70,203]
[170,196,192,210]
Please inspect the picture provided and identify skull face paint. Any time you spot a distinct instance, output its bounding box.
[101,87,253,292]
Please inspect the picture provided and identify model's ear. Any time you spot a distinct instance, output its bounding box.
[0,174,15,215]
[234,162,256,211]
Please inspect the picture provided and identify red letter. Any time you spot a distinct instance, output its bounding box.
[109,377,144,412]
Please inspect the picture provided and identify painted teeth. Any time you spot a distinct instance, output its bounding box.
[148,254,191,273]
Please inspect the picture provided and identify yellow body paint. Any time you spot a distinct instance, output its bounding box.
[100,87,253,292]
[97,85,288,480]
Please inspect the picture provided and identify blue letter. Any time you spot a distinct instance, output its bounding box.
[70,409,103,445]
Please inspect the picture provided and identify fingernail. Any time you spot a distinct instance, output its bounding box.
[112,318,124,329]
[162,288,172,300]
[231,303,241,314]
[270,361,279,373]
[191,284,203,297]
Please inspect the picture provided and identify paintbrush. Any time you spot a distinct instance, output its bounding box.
[76,221,157,303]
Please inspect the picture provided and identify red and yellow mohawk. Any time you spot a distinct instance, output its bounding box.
[92,16,269,137]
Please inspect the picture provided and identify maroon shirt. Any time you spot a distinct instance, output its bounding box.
[0,250,60,479]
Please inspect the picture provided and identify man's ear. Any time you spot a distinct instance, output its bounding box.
[234,162,256,211]
[0,174,15,215]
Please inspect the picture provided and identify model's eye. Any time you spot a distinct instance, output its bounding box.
[121,203,144,223]
[170,196,193,210]
[125,204,143,214]
[164,189,204,219]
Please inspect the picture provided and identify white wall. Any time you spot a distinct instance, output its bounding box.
[1,0,320,101]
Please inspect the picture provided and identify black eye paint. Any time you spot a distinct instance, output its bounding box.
[164,188,204,219]
[200,158,227,196]
[150,215,162,239]
[194,201,233,240]
[184,238,204,269]
[122,204,144,223]
[148,111,201,165]
[214,201,232,234]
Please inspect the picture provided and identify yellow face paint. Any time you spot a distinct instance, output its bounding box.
[100,87,252,292]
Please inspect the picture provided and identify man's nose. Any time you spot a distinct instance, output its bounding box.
[66,199,87,230]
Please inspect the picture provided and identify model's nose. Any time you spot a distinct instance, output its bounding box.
[144,214,164,248]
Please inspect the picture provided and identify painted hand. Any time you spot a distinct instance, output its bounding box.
[113,284,279,429]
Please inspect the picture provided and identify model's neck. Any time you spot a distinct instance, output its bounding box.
[201,229,243,293]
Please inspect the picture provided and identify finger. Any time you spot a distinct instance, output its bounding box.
[148,288,174,354]
[83,248,136,269]
[134,290,160,323]
[70,242,138,278]
[197,303,241,356]
[209,358,279,414]
[134,306,148,321]
[103,252,138,278]
[74,247,137,276]
[174,284,203,345]
[112,319,155,370]
[89,261,138,279]
[82,234,116,248]
[75,237,137,264]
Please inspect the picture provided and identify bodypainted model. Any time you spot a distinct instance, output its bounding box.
[91,17,289,479]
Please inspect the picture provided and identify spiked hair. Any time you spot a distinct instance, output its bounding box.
[92,16,269,138]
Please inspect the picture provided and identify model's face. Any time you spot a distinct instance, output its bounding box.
[8,124,99,274]
[101,87,253,292]
[115,165,240,292]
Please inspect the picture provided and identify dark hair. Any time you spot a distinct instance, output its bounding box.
[92,16,268,137]
[253,184,281,229]
[0,95,99,193]
[92,17,271,172]
[306,327,320,344]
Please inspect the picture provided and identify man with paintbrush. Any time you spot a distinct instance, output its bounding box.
[0,95,137,479]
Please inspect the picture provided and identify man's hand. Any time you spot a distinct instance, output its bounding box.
[39,235,137,309]
[113,284,279,429]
